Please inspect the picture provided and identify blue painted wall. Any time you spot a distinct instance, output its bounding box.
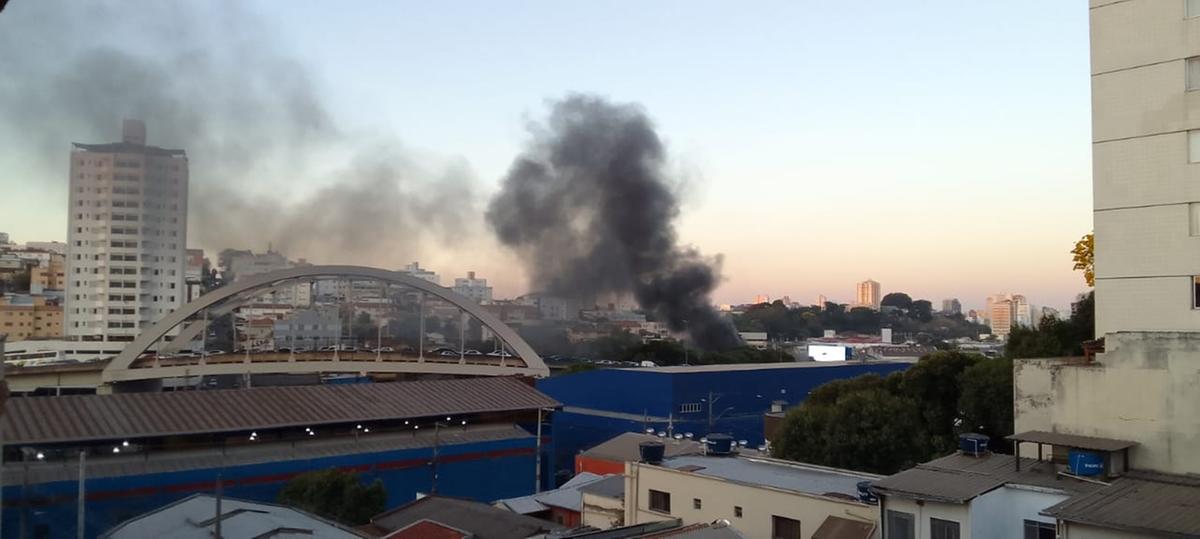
[2,436,537,539]
[540,362,911,478]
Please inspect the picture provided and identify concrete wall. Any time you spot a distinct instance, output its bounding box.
[969,486,1068,539]
[624,461,878,539]
[879,497,969,539]
[1013,333,1200,475]
[581,491,624,529]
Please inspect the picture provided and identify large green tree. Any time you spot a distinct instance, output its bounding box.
[277,469,386,526]
[958,357,1015,451]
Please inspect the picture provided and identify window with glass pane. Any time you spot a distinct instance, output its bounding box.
[1024,519,1056,539]
[886,510,915,539]
[1188,57,1200,90]
[1189,0,1200,18]
[930,518,960,539]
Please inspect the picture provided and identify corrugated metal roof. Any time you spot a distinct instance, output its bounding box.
[811,516,876,539]
[581,432,703,462]
[101,494,365,538]
[1007,430,1138,452]
[871,453,1103,504]
[1042,471,1200,537]
[2,377,559,445]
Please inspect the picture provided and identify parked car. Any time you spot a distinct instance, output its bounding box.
[463,349,483,356]
[438,350,459,357]
[377,346,395,353]
[487,350,513,358]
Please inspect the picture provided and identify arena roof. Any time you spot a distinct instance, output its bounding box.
[2,376,559,445]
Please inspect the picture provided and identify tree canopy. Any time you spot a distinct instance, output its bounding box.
[771,351,1013,474]
[277,469,386,526]
[880,293,913,310]
[731,296,987,344]
[1005,291,1094,359]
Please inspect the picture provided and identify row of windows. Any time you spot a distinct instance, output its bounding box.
[107,308,136,315]
[646,490,796,539]
[110,226,138,235]
[107,321,137,329]
[109,267,137,275]
[679,403,702,414]
[110,213,139,222]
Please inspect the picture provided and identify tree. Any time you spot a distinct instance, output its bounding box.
[1072,233,1095,287]
[880,293,913,310]
[1005,292,1094,359]
[277,469,386,526]
[958,358,1015,452]
[910,300,933,322]
[899,351,982,454]
[772,387,928,475]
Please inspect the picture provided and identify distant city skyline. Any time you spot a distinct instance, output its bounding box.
[0,1,1092,313]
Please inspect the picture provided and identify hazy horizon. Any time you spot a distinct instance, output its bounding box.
[0,1,1093,312]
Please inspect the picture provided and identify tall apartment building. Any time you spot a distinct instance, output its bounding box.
[986,293,1029,337]
[65,120,188,341]
[855,279,881,309]
[941,298,962,315]
[221,249,311,306]
[1091,0,1200,335]
[452,271,492,305]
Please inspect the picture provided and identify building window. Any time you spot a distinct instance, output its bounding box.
[1189,0,1200,18]
[886,510,915,539]
[1023,520,1055,539]
[648,489,671,514]
[771,515,801,539]
[1188,57,1200,90]
[679,402,702,414]
[734,506,743,518]
[930,518,960,539]
[1194,277,1200,309]
[693,498,702,510]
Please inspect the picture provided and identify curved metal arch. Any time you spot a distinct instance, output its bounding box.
[103,265,547,380]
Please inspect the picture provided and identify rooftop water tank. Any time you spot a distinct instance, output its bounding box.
[706,434,735,456]
[856,481,878,505]
[639,441,666,464]
[1068,449,1105,477]
[959,433,990,456]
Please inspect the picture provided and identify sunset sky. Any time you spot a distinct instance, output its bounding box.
[0,1,1092,311]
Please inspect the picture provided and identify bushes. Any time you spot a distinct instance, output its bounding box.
[277,469,386,526]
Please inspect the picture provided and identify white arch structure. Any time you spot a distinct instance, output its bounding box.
[102,265,548,383]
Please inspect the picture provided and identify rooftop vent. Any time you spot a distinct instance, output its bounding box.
[705,434,735,456]
[639,441,666,464]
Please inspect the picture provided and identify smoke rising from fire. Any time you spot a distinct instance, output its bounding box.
[487,95,739,350]
[0,0,483,269]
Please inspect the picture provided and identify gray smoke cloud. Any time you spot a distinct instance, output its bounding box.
[487,95,739,350]
[0,0,481,267]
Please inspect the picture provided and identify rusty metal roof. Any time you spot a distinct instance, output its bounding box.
[1,377,559,445]
[1007,430,1138,452]
[1042,471,1200,537]
[870,452,1103,504]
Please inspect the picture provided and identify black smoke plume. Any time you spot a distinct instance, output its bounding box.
[487,95,739,350]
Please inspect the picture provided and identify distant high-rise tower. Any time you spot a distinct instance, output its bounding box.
[65,120,188,341]
[855,280,881,310]
[941,298,962,315]
[986,293,1029,338]
[816,294,828,309]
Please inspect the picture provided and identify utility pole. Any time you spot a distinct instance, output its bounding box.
[214,472,223,539]
[431,421,441,494]
[706,391,724,432]
[76,451,86,539]
[535,408,545,493]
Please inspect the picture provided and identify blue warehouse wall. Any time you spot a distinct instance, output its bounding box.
[540,362,911,479]
[2,436,538,539]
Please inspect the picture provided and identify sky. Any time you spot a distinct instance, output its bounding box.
[0,1,1093,312]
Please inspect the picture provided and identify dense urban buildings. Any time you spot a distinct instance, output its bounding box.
[65,120,188,341]
[985,293,1029,337]
[453,270,493,304]
[855,279,881,309]
[940,297,961,315]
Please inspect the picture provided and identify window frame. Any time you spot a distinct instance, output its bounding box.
[929,517,961,539]
[771,515,802,539]
[1188,0,1200,18]
[648,489,671,514]
[1188,57,1200,91]
[1023,519,1056,539]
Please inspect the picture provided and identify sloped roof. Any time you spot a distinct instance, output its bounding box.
[100,493,365,538]
[581,433,703,462]
[2,377,558,445]
[370,496,560,539]
[871,453,1102,504]
[1041,471,1200,537]
[496,472,608,514]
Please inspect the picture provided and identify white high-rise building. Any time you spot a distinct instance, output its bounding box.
[65,120,188,341]
[855,279,881,310]
[453,271,493,305]
[1092,1,1200,336]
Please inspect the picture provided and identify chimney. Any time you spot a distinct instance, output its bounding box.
[122,119,146,145]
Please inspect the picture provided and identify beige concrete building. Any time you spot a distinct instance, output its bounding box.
[856,279,881,310]
[66,120,188,341]
[30,252,65,292]
[624,454,879,539]
[1091,0,1200,336]
[985,293,1028,337]
[0,296,63,341]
